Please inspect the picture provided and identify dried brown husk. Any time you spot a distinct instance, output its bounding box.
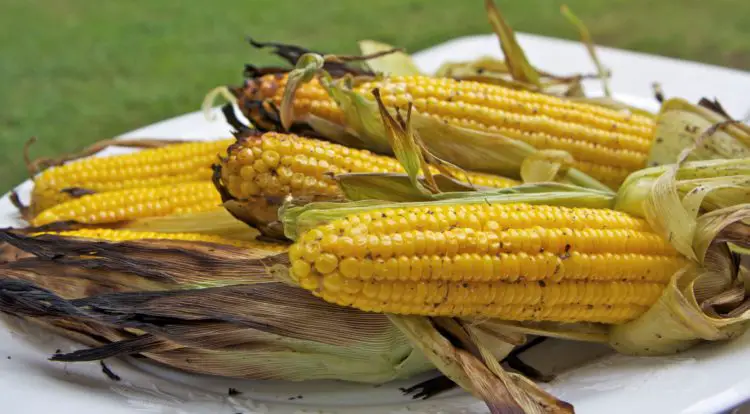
[0,231,434,383]
[0,229,284,288]
[389,315,573,414]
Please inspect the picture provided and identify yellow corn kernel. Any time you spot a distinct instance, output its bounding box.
[32,181,221,226]
[31,139,233,214]
[219,132,518,200]
[289,202,688,324]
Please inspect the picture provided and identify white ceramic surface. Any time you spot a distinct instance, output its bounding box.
[2,34,750,414]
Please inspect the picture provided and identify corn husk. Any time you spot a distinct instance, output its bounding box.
[122,208,262,241]
[0,230,435,383]
[648,98,750,166]
[389,315,574,414]
[616,158,750,218]
[358,40,421,76]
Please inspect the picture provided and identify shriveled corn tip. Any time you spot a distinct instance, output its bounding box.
[289,203,687,324]
[30,139,233,214]
[220,132,518,200]
[32,181,222,226]
[36,228,287,252]
[247,74,656,187]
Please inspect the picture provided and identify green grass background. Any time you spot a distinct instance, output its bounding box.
[2,0,749,191]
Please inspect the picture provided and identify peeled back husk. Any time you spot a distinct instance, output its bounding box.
[647,98,750,167]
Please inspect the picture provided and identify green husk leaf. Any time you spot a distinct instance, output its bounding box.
[281,185,614,240]
[560,5,610,97]
[305,113,369,149]
[519,148,614,192]
[336,173,476,202]
[648,98,750,166]
[617,153,750,262]
[372,89,438,194]
[202,86,238,121]
[280,53,325,130]
[616,158,750,217]
[358,40,422,76]
[319,75,392,153]
[484,0,541,86]
[520,150,575,183]
[123,209,260,241]
[642,161,700,260]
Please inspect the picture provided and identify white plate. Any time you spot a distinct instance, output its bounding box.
[3,34,750,414]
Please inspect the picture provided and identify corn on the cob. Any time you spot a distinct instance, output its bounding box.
[32,181,221,226]
[244,74,656,187]
[220,132,518,199]
[31,139,233,214]
[36,228,287,252]
[289,203,687,324]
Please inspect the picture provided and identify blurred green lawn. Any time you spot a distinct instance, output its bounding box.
[1,0,749,192]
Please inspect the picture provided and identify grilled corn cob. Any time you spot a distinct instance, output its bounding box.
[31,139,233,214]
[220,132,518,199]
[32,181,221,226]
[289,203,687,324]
[242,74,655,187]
